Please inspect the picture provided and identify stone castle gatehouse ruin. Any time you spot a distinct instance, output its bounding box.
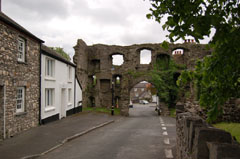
[73,39,210,116]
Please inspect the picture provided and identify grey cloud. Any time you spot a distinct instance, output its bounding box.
[3,0,70,21]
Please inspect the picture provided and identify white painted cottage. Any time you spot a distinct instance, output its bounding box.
[40,45,82,124]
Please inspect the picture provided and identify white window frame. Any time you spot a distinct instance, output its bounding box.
[18,37,25,62]
[45,88,54,108]
[45,57,55,78]
[16,87,25,113]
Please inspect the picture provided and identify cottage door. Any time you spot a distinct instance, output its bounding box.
[61,88,67,118]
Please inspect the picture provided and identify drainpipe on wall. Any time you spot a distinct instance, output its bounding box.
[39,44,42,125]
[3,85,6,139]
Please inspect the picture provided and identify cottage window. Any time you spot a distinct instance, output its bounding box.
[68,88,72,103]
[135,93,139,97]
[45,88,54,107]
[46,58,55,77]
[141,88,144,92]
[134,88,137,92]
[16,87,25,113]
[17,37,25,62]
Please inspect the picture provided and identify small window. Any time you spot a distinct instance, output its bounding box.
[68,66,72,80]
[112,55,124,66]
[140,49,152,64]
[46,58,55,77]
[135,93,139,97]
[93,75,97,86]
[68,88,71,103]
[45,88,54,107]
[116,76,121,85]
[16,87,25,113]
[18,37,26,62]
[134,88,137,92]
[141,88,144,92]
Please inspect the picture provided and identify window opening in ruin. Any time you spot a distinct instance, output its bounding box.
[91,60,100,71]
[89,97,95,107]
[112,55,124,66]
[156,54,170,70]
[140,49,152,64]
[173,72,181,85]
[93,75,97,86]
[115,96,120,108]
[116,76,121,85]
[172,48,184,56]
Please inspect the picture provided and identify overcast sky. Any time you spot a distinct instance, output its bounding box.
[2,0,212,59]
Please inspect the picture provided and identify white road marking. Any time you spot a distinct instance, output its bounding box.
[159,117,164,124]
[164,138,170,145]
[165,149,174,158]
[163,131,168,135]
[162,127,167,130]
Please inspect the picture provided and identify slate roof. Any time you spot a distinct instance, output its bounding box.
[0,12,44,43]
[41,45,75,67]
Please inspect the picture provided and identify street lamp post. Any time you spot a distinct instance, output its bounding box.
[111,81,114,115]
[111,67,115,116]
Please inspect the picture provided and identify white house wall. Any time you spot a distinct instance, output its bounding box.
[75,79,82,107]
[41,54,76,120]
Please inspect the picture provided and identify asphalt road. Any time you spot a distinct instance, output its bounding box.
[39,104,176,159]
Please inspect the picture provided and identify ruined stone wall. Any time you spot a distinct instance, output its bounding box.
[184,98,240,122]
[0,21,40,138]
[176,110,240,159]
[73,39,210,116]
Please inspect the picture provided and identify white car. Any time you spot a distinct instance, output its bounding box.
[139,100,149,104]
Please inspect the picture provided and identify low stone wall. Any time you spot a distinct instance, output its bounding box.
[176,111,240,159]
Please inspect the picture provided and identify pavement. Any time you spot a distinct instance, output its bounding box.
[0,112,121,159]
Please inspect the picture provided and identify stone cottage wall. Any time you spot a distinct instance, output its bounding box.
[0,20,40,138]
[176,105,240,159]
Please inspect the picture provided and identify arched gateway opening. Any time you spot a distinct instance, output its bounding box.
[129,81,158,117]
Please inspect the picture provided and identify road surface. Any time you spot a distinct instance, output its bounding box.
[39,103,176,159]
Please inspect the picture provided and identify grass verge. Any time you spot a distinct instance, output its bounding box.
[213,122,240,143]
[83,107,121,115]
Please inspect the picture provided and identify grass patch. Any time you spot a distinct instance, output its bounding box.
[213,122,240,143]
[169,108,176,118]
[83,107,121,115]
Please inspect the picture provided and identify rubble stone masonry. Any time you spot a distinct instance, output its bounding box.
[73,39,211,116]
[0,20,40,139]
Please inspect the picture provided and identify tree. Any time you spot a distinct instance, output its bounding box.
[147,0,240,121]
[150,58,184,108]
[50,47,71,61]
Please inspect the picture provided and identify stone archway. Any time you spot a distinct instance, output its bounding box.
[73,39,211,116]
